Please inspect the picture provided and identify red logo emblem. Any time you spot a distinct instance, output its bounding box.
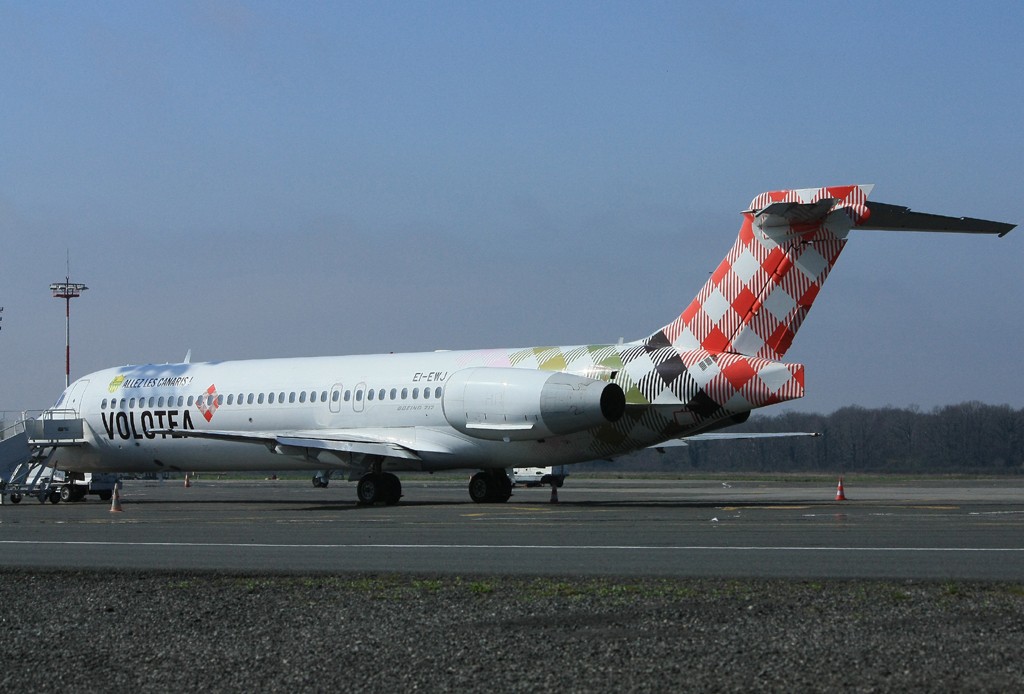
[197,384,220,422]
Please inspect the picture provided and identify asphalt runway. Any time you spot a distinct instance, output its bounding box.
[2,477,1024,580]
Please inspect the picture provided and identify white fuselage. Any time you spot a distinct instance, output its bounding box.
[48,345,718,477]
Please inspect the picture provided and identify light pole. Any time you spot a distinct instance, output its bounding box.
[50,279,88,390]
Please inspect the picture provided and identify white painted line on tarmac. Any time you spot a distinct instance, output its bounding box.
[1,540,1023,552]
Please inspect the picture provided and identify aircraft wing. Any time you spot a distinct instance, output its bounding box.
[652,432,820,450]
[154,428,453,461]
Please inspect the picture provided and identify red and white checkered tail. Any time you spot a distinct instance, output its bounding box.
[646,184,1014,361]
[646,185,871,361]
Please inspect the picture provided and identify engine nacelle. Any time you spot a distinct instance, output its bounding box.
[442,367,626,441]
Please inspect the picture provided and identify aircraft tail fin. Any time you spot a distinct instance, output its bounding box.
[646,184,1014,361]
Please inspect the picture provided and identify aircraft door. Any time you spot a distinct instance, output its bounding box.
[353,382,366,413]
[62,379,90,416]
[329,383,344,414]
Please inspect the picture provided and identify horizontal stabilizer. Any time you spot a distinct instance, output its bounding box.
[651,431,820,450]
[862,202,1015,237]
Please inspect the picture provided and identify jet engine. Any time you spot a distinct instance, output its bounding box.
[441,367,626,441]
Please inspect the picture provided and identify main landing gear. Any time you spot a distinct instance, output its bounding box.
[468,470,513,503]
[356,472,402,506]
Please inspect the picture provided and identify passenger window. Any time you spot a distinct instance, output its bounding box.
[129,398,136,408]
[401,388,408,399]
[101,399,108,409]
[423,388,431,400]
[321,391,328,402]
[367,389,375,401]
[332,390,340,402]
[344,390,351,402]
[412,388,419,399]
[269,393,275,404]
[246,394,253,405]
[226,394,233,405]
[289,392,296,404]
[278,392,285,403]
[216,395,224,406]
[258,393,265,404]
[299,391,306,403]
[435,387,442,399]
[390,388,397,400]
[356,390,363,402]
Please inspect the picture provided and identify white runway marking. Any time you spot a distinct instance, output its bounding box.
[2,540,1023,552]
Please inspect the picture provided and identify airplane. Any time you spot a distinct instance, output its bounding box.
[29,184,1016,505]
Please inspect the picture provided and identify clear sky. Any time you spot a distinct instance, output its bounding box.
[1,1,1021,414]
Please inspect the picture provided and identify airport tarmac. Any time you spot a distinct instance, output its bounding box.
[2,476,1024,580]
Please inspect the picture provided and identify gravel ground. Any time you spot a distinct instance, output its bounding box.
[2,569,1023,692]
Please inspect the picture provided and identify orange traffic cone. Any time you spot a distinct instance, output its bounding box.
[835,477,847,501]
[550,484,559,503]
[184,473,191,488]
[109,485,123,513]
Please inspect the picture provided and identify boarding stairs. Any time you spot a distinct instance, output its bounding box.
[0,410,85,504]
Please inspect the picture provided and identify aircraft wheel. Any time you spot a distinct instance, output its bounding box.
[382,473,402,505]
[469,471,511,503]
[9,494,21,504]
[494,474,512,503]
[312,476,325,488]
[59,485,73,503]
[48,490,61,504]
[469,472,491,503]
[98,490,112,502]
[356,474,381,505]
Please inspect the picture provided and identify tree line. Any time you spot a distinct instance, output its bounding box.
[586,402,1024,474]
